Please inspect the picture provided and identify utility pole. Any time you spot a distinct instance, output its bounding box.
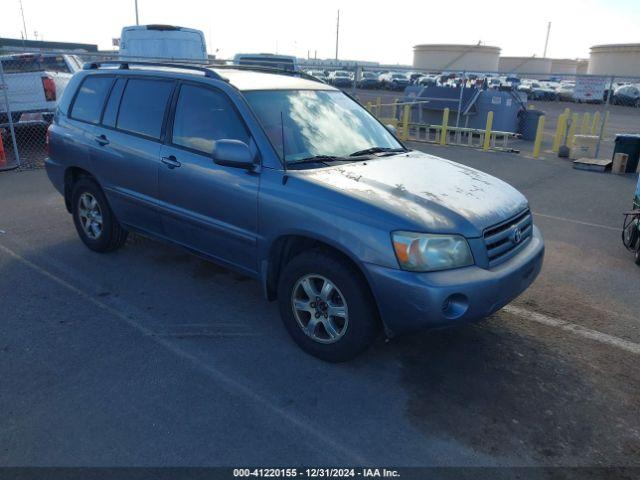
[18,0,28,40]
[543,21,551,57]
[134,0,139,25]
[335,9,340,60]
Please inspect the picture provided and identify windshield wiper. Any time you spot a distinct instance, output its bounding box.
[288,155,346,165]
[348,147,408,157]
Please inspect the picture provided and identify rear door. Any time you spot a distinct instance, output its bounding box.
[88,76,175,235]
[157,82,259,274]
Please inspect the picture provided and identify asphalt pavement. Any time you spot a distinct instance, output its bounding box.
[0,146,639,471]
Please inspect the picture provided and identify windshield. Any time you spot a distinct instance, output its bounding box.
[392,74,407,79]
[334,71,350,77]
[244,90,403,163]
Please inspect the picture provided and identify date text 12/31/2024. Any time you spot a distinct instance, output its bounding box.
[233,469,400,478]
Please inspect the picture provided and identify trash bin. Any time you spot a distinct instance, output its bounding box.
[613,134,640,173]
[519,109,545,141]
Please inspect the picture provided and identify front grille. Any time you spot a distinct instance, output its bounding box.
[483,209,533,266]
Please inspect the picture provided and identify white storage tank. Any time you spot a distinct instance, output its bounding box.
[588,43,640,76]
[412,44,500,72]
[551,58,577,75]
[576,59,589,75]
[499,56,552,75]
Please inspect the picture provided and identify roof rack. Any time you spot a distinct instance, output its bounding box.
[82,61,228,82]
[208,63,326,84]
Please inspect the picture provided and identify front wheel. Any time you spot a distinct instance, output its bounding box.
[277,250,379,362]
[71,177,128,252]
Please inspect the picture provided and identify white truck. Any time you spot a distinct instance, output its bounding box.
[0,53,80,130]
[119,25,208,62]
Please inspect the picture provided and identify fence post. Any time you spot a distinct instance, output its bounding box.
[482,111,494,151]
[366,101,373,113]
[440,108,450,146]
[0,58,21,168]
[533,115,546,158]
[594,76,614,159]
[391,99,398,120]
[375,97,382,117]
[552,113,567,152]
[455,71,465,128]
[401,104,411,141]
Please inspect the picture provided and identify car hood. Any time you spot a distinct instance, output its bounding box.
[299,151,529,236]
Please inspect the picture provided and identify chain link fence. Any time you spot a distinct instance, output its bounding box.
[1,51,639,171]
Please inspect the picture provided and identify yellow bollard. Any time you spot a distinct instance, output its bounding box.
[580,112,591,135]
[482,111,494,151]
[603,110,610,133]
[567,113,579,148]
[400,104,411,141]
[591,111,601,135]
[533,115,546,158]
[376,97,382,117]
[564,107,571,117]
[440,108,450,146]
[552,113,567,152]
[366,101,372,113]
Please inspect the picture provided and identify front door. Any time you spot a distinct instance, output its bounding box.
[158,83,259,274]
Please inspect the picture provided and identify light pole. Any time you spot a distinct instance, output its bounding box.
[335,9,340,60]
[134,0,139,25]
[18,0,28,40]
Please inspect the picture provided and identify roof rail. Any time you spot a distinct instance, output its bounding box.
[82,61,228,82]
[208,63,326,84]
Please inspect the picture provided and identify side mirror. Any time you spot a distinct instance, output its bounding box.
[212,139,255,169]
[386,124,397,135]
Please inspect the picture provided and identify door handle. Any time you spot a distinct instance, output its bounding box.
[94,134,109,146]
[161,155,181,169]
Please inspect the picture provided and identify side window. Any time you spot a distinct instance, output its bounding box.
[116,78,174,140]
[70,76,114,124]
[171,84,249,155]
[102,78,126,128]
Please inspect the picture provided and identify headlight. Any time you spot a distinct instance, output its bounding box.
[392,232,474,272]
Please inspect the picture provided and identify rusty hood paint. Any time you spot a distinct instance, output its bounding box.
[299,150,529,237]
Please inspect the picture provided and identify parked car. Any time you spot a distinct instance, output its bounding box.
[379,72,410,90]
[44,61,544,361]
[120,25,208,62]
[306,70,328,82]
[612,84,640,107]
[517,81,557,101]
[328,70,353,87]
[556,82,575,102]
[357,71,380,89]
[415,75,437,87]
[0,53,80,130]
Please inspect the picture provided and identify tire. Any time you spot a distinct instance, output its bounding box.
[277,249,379,362]
[71,177,128,252]
[635,249,640,266]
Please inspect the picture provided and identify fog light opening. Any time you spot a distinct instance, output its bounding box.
[442,293,469,320]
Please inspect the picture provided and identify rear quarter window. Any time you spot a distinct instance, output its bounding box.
[70,76,114,124]
[116,78,174,139]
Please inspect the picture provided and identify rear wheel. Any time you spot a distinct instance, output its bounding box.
[71,177,127,252]
[277,249,379,362]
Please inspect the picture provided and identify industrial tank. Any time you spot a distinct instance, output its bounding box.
[412,44,500,72]
[498,56,552,75]
[576,59,589,75]
[589,44,640,77]
[551,58,577,75]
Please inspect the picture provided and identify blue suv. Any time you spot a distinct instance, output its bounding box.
[45,61,544,361]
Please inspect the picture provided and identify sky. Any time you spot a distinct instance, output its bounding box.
[1,0,639,64]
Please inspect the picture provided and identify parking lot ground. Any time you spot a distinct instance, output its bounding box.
[1,147,639,471]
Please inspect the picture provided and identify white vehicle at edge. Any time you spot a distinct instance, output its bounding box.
[233,53,298,71]
[119,25,208,62]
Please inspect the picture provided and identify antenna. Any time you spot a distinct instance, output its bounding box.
[280,111,287,172]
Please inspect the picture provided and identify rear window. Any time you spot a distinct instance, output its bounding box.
[70,76,114,124]
[2,55,72,73]
[116,78,174,139]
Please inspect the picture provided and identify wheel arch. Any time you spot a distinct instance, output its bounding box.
[63,166,96,213]
[262,232,386,332]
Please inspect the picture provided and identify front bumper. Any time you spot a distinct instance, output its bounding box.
[364,226,545,336]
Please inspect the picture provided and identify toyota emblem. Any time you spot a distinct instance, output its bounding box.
[511,226,522,244]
